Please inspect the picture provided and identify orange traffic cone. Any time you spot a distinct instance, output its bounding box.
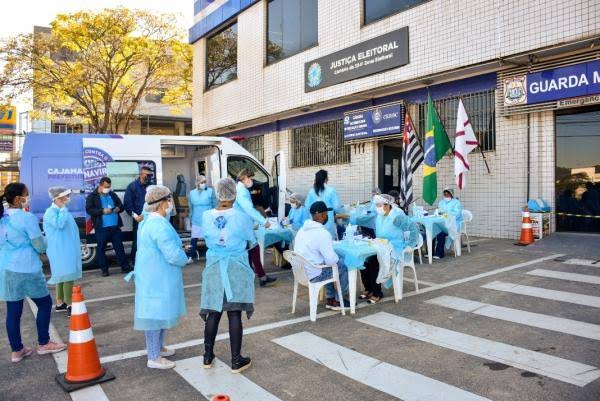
[56,286,115,392]
[212,396,231,401]
[515,207,535,246]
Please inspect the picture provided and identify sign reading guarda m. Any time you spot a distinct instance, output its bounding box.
[304,27,409,93]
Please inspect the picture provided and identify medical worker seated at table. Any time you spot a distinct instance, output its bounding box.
[187,175,216,263]
[1,183,66,363]
[306,169,341,240]
[295,201,349,311]
[130,185,188,370]
[285,193,310,233]
[235,169,277,287]
[433,187,463,259]
[201,178,256,373]
[43,186,83,317]
[361,194,419,304]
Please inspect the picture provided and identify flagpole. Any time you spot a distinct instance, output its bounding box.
[459,97,491,174]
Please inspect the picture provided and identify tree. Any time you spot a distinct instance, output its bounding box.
[0,8,192,134]
[205,26,238,90]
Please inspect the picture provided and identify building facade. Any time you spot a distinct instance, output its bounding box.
[190,0,600,238]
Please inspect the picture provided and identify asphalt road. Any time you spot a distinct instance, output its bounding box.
[1,233,600,401]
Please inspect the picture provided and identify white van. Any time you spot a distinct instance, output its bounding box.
[20,133,287,267]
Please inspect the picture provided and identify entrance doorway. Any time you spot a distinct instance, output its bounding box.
[378,140,403,194]
[555,106,600,233]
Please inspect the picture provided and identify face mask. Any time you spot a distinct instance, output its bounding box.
[244,179,253,189]
[22,196,30,208]
[198,183,207,190]
[376,206,385,215]
[63,197,71,205]
[102,188,110,194]
[165,201,174,216]
[444,197,451,201]
[290,203,298,209]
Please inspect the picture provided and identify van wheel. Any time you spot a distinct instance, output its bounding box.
[81,244,97,269]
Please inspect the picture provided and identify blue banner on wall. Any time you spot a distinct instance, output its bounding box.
[343,103,404,142]
[504,60,600,106]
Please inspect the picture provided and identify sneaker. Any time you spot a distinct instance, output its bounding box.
[203,353,215,369]
[325,298,338,310]
[101,270,110,277]
[121,266,133,274]
[55,303,68,312]
[231,356,251,373]
[186,257,194,265]
[281,262,292,270]
[259,276,277,287]
[359,291,371,300]
[147,357,176,370]
[67,306,72,317]
[160,348,175,357]
[37,341,67,355]
[433,256,441,260]
[368,295,382,304]
[11,347,33,363]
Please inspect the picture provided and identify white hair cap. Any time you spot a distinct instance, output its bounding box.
[48,186,71,200]
[289,193,305,205]
[373,194,394,205]
[144,185,171,213]
[196,175,207,185]
[216,177,237,201]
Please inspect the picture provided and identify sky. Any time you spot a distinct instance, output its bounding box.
[1,0,194,133]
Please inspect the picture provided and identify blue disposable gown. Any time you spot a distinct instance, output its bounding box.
[376,208,418,254]
[287,206,310,232]
[305,186,341,239]
[189,187,216,226]
[43,205,82,284]
[438,198,464,230]
[234,182,266,225]
[131,213,189,331]
[0,209,48,301]
[200,208,256,313]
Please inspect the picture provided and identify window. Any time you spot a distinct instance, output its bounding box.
[415,90,496,152]
[206,22,238,90]
[52,123,83,134]
[364,0,429,25]
[141,119,177,135]
[291,120,351,168]
[238,136,264,164]
[227,155,269,184]
[105,161,156,191]
[145,91,165,103]
[267,0,318,64]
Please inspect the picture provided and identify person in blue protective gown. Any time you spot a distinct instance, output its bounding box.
[285,193,310,233]
[305,169,342,240]
[234,168,276,287]
[43,186,82,317]
[1,183,66,363]
[128,185,188,370]
[187,175,216,262]
[361,194,419,304]
[201,177,255,374]
[433,187,463,258]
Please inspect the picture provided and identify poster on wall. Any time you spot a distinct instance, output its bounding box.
[343,103,404,142]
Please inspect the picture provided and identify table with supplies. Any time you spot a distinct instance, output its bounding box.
[255,223,295,266]
[411,214,461,264]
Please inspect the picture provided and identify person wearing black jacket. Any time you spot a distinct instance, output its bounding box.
[85,177,132,276]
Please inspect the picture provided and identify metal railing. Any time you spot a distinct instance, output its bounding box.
[290,120,351,168]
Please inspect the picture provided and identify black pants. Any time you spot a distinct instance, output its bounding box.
[130,220,139,262]
[96,226,130,272]
[204,311,242,360]
[434,232,448,258]
[360,255,383,298]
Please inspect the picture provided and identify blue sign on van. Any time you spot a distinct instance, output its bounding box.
[343,103,404,142]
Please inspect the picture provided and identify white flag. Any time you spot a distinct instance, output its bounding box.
[454,99,479,190]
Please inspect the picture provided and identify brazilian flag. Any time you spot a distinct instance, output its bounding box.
[423,95,452,205]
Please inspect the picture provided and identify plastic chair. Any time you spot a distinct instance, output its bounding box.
[416,234,423,264]
[391,248,419,303]
[461,210,473,253]
[284,250,346,322]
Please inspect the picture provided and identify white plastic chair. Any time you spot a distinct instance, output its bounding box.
[391,248,419,303]
[461,210,473,253]
[284,250,346,322]
[416,234,423,264]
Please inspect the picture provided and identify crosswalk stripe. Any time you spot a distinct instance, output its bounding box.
[174,357,281,401]
[426,295,600,341]
[482,281,600,308]
[358,312,600,387]
[273,331,491,401]
[527,269,600,285]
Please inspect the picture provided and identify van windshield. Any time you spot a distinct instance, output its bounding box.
[227,156,268,184]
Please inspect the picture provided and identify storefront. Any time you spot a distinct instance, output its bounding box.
[501,54,600,233]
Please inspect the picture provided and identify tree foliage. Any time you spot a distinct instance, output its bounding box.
[0,8,192,133]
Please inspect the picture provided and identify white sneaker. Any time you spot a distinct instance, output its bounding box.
[186,257,194,265]
[160,348,176,357]
[147,357,176,370]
